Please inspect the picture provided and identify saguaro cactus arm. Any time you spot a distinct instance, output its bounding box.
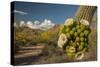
[74,6,97,23]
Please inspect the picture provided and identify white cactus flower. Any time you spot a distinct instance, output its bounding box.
[64,18,74,26]
[57,33,68,48]
[75,51,84,60]
[80,19,89,26]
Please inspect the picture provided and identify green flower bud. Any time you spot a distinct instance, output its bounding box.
[80,37,84,42]
[70,30,74,35]
[77,29,81,34]
[84,30,89,37]
[66,33,71,39]
[72,27,76,32]
[76,37,80,42]
[69,40,73,44]
[76,25,80,29]
[66,27,70,32]
[76,42,80,46]
[84,38,88,42]
[77,42,84,51]
[66,46,76,53]
[80,32,84,37]
[80,24,86,31]
[74,32,78,37]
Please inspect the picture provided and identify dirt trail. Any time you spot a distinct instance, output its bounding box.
[14,45,45,65]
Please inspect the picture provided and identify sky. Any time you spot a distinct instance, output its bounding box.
[13,1,79,24]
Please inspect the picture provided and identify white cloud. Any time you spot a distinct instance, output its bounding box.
[26,21,36,29]
[14,10,28,15]
[40,19,55,30]
[26,21,40,29]
[34,21,40,25]
[19,19,55,31]
[43,19,55,27]
[27,21,33,26]
[20,21,25,27]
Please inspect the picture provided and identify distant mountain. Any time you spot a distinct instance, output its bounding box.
[49,24,60,32]
[14,19,55,31]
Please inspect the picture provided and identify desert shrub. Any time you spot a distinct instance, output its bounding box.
[41,43,65,57]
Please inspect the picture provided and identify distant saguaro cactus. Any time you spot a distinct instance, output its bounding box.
[75,6,97,23]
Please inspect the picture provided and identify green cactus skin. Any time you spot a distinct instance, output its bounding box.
[75,6,97,23]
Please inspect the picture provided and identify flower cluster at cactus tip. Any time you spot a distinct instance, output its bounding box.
[57,18,90,60]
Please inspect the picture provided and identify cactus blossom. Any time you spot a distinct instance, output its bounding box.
[57,33,68,48]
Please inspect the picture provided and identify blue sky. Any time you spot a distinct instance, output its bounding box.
[13,1,79,24]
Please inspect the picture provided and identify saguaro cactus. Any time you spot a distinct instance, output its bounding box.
[58,6,97,60]
[74,6,97,23]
